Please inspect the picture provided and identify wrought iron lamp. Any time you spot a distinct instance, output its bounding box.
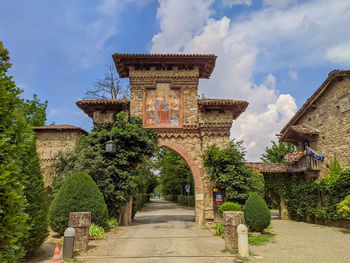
[105,136,116,153]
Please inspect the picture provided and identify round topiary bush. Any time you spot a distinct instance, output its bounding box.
[49,172,108,235]
[243,192,271,232]
[219,202,242,216]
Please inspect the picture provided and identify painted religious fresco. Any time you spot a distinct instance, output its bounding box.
[145,83,181,127]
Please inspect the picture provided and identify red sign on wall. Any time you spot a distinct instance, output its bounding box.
[216,194,223,202]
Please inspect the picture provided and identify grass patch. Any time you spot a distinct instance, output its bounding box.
[248,228,275,246]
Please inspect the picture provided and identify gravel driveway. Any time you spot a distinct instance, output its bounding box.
[250,218,350,263]
[77,199,234,263]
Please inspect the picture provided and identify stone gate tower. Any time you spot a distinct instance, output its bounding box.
[77,53,248,225]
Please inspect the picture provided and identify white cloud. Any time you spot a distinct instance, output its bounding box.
[151,0,349,160]
[48,108,61,116]
[151,0,214,53]
[288,69,298,80]
[326,40,350,66]
[222,0,252,7]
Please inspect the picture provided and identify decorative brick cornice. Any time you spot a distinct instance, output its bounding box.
[113,53,217,79]
[198,99,248,120]
[76,99,130,117]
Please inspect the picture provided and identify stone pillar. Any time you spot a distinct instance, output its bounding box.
[224,211,244,251]
[121,198,133,226]
[280,197,289,220]
[68,212,91,252]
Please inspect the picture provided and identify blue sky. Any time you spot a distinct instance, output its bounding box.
[1,0,349,160]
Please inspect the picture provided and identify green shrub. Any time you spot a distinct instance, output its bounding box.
[244,192,271,232]
[219,202,242,216]
[49,172,108,235]
[212,222,224,238]
[107,218,118,230]
[338,195,350,219]
[177,195,195,207]
[89,223,104,238]
[132,193,150,218]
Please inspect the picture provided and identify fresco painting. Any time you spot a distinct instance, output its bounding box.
[145,83,180,127]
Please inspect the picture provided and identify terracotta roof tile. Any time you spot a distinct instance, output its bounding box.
[290,125,319,135]
[245,162,289,173]
[32,125,88,134]
[76,99,130,117]
[112,53,217,79]
[198,99,248,119]
[76,99,130,106]
[280,70,350,135]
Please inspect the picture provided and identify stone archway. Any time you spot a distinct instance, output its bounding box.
[76,53,248,225]
[158,139,205,223]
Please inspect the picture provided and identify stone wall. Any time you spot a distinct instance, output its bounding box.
[296,76,350,176]
[35,130,83,187]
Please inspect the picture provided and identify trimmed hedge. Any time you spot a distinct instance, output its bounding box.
[49,172,108,235]
[177,195,195,207]
[132,193,150,218]
[244,192,271,232]
[218,202,242,216]
[163,194,175,201]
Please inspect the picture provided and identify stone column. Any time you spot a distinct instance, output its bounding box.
[224,211,244,251]
[68,212,91,252]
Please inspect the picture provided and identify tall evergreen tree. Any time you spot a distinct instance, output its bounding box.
[0,42,48,260]
[0,59,29,262]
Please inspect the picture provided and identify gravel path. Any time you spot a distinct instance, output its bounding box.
[77,199,234,263]
[250,219,350,263]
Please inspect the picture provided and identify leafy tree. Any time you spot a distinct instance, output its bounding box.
[203,140,264,205]
[157,148,194,200]
[51,111,157,218]
[0,41,12,72]
[84,64,130,100]
[0,69,29,262]
[20,94,48,126]
[135,158,158,195]
[260,140,295,163]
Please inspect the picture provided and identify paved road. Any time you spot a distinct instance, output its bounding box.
[77,199,234,263]
[250,219,350,263]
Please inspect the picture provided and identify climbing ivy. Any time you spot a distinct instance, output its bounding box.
[265,158,350,222]
[203,140,264,205]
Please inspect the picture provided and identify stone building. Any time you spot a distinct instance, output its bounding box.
[279,70,350,177]
[76,53,248,225]
[33,125,88,187]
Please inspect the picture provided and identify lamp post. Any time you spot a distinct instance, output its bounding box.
[105,136,116,153]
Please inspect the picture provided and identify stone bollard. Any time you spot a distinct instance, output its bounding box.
[223,211,244,251]
[68,212,91,252]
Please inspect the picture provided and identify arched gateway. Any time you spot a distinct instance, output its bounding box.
[76,54,248,225]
